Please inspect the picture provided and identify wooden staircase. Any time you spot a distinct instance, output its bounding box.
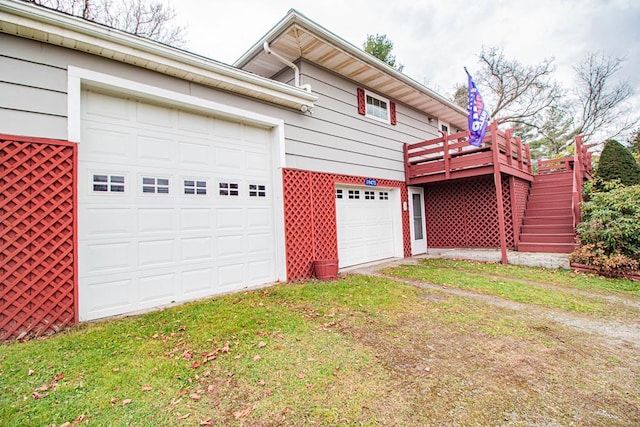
[518,171,576,253]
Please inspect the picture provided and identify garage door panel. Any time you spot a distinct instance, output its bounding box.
[181,236,213,262]
[139,273,176,306]
[79,90,277,321]
[136,101,174,128]
[182,268,214,297]
[139,239,176,267]
[137,134,175,163]
[83,241,135,274]
[83,278,134,318]
[180,208,213,232]
[178,140,211,167]
[82,126,133,161]
[138,208,175,233]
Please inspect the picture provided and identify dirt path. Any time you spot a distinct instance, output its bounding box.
[360,267,640,350]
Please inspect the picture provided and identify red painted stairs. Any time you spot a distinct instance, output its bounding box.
[518,171,576,253]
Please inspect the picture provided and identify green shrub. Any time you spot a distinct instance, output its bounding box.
[574,181,640,273]
[595,139,640,187]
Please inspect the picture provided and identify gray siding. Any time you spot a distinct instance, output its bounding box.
[0,33,439,181]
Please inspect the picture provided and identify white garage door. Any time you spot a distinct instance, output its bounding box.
[335,186,397,268]
[78,90,277,321]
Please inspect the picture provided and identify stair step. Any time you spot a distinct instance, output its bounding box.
[524,207,573,217]
[521,224,575,234]
[528,193,571,203]
[519,233,575,244]
[526,200,572,210]
[518,242,576,253]
[530,183,573,192]
[523,216,574,226]
[534,172,573,182]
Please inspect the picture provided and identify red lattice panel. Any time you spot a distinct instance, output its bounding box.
[283,169,410,281]
[501,175,515,249]
[1,135,76,341]
[513,177,530,233]
[425,176,507,248]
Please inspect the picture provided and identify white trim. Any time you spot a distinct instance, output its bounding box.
[68,66,288,282]
[438,120,450,134]
[364,89,391,124]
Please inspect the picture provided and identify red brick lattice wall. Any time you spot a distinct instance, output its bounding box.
[425,175,520,249]
[283,169,410,281]
[0,135,76,341]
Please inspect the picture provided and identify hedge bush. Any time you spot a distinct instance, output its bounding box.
[595,139,640,187]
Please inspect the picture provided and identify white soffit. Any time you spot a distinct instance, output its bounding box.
[0,0,317,111]
[235,10,468,131]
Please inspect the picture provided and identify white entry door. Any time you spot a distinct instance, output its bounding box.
[409,187,427,255]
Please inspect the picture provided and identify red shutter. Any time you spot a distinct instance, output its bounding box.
[357,88,366,115]
[390,101,397,125]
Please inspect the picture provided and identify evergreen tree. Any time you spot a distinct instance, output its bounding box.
[363,34,403,72]
[595,139,640,186]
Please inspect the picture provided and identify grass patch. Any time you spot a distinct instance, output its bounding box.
[1,273,639,425]
[415,258,640,295]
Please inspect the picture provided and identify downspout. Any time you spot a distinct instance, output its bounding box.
[263,42,312,94]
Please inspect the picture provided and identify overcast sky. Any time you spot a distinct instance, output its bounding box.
[172,0,640,135]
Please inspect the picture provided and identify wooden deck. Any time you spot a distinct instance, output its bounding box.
[404,122,534,185]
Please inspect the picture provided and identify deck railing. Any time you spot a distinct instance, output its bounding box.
[404,121,533,184]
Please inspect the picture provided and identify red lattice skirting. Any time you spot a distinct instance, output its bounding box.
[283,169,411,281]
[424,174,527,249]
[1,134,77,341]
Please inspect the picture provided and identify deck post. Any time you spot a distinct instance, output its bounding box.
[490,122,508,264]
[403,142,411,184]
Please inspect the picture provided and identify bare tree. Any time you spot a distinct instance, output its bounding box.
[572,52,636,143]
[26,0,187,46]
[476,47,562,125]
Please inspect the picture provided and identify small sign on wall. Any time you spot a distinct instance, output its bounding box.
[364,178,377,187]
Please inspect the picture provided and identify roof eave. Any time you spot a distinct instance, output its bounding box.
[235,9,467,129]
[0,0,317,111]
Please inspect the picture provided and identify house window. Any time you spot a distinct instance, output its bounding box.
[335,189,343,199]
[184,179,207,195]
[348,189,360,200]
[365,91,390,123]
[92,174,125,193]
[379,191,389,200]
[142,177,169,194]
[249,184,266,197]
[219,182,239,196]
[364,190,375,200]
[439,121,450,133]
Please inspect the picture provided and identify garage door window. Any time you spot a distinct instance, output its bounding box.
[335,188,343,199]
[184,179,207,195]
[364,190,376,200]
[142,177,170,194]
[219,182,239,196]
[92,174,125,193]
[348,189,360,199]
[249,184,267,198]
[379,191,389,200]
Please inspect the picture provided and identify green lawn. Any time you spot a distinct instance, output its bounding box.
[1,266,639,426]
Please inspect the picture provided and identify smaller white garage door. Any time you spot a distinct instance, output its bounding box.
[335,186,398,268]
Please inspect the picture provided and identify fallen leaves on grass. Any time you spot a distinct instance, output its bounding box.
[253,355,262,362]
[121,398,132,406]
[141,385,152,391]
[233,407,252,419]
